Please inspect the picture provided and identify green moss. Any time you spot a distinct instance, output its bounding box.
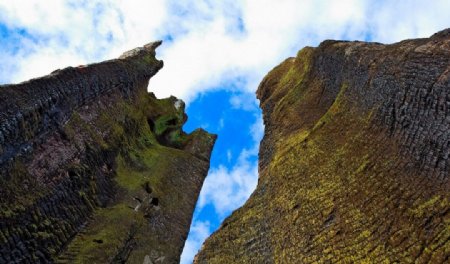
[55,88,208,262]
[133,53,160,70]
[275,47,314,113]
[355,155,370,174]
[154,114,179,135]
[60,139,194,262]
[409,195,448,218]
[0,159,45,218]
[66,112,108,148]
[312,82,349,131]
[199,45,450,261]
[63,204,144,264]
[36,231,52,240]
[116,142,189,194]
[167,130,188,148]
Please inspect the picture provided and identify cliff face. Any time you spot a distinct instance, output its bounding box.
[0,42,216,263]
[196,30,450,263]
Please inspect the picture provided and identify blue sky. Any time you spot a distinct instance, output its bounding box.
[1,1,450,263]
[182,89,262,259]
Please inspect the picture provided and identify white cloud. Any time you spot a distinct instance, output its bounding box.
[227,150,232,162]
[156,0,449,102]
[180,220,211,264]
[229,92,259,111]
[3,1,450,102]
[250,113,264,143]
[218,117,224,130]
[198,150,258,216]
[0,0,166,83]
[196,112,262,214]
[367,0,450,42]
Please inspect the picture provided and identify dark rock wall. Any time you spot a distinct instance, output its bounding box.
[0,42,162,173]
[196,30,450,263]
[0,42,216,264]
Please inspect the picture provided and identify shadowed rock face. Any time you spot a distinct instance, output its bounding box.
[0,42,216,263]
[196,30,450,263]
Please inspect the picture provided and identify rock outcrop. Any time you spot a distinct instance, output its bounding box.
[196,30,450,263]
[0,42,216,263]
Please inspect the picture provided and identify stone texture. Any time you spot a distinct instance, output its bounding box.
[0,42,216,263]
[196,30,450,263]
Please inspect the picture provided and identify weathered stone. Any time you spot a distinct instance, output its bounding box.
[0,42,216,263]
[196,29,450,263]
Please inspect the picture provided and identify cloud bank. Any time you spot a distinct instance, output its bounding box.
[2,1,450,102]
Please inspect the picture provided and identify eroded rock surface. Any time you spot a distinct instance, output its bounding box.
[196,30,450,263]
[0,42,216,263]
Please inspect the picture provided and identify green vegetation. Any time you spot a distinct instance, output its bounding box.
[56,88,200,263]
[274,47,314,115]
[0,159,45,219]
[61,204,144,264]
[312,82,349,131]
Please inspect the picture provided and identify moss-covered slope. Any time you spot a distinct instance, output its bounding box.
[196,30,450,263]
[0,42,216,263]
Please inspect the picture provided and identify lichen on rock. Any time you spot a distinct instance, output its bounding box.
[196,29,450,263]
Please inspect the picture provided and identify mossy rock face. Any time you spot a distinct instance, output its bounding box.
[196,30,450,263]
[0,42,216,263]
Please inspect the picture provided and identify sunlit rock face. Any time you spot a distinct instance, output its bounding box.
[0,42,216,263]
[196,29,450,263]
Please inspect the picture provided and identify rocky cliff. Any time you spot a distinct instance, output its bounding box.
[0,42,216,263]
[196,30,450,263]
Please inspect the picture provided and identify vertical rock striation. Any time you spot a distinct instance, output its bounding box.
[196,30,450,263]
[0,42,216,263]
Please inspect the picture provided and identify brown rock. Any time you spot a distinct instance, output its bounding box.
[196,29,450,263]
